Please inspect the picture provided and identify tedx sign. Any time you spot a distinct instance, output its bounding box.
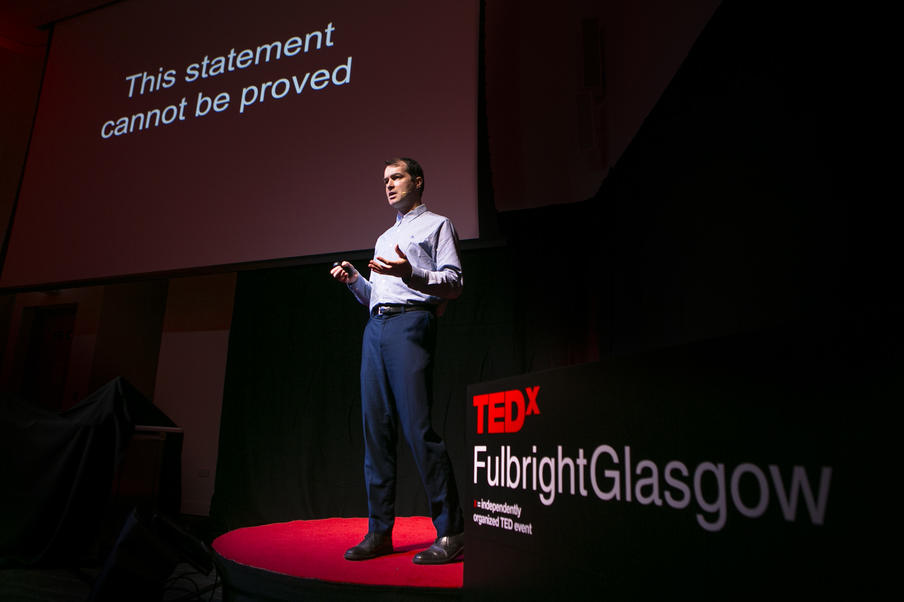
[464,330,867,599]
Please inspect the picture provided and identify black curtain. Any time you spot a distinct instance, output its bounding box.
[210,233,608,533]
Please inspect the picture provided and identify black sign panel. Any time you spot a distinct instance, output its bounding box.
[464,327,883,600]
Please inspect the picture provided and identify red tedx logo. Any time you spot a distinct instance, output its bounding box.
[473,386,540,434]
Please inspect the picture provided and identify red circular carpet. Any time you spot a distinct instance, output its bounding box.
[212,516,463,589]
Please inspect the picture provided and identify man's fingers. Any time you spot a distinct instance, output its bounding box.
[331,264,357,282]
[394,244,407,259]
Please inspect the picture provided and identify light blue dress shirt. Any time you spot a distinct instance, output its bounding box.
[348,204,463,313]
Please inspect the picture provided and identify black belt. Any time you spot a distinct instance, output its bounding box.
[372,303,435,316]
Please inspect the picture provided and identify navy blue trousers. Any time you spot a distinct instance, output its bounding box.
[360,309,463,537]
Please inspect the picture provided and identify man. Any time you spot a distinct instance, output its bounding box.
[330,157,464,564]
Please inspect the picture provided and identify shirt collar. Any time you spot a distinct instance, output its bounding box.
[395,203,428,225]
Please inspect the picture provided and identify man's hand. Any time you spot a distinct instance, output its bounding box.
[330,261,358,284]
[369,244,412,279]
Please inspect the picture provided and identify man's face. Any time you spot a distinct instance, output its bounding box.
[383,163,421,211]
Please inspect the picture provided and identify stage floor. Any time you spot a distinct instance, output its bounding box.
[212,516,462,599]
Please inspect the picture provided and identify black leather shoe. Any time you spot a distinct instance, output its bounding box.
[412,533,464,564]
[344,532,393,561]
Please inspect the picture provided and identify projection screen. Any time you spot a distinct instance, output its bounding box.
[1,0,479,288]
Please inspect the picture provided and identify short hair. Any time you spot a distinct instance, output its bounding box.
[384,157,425,195]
